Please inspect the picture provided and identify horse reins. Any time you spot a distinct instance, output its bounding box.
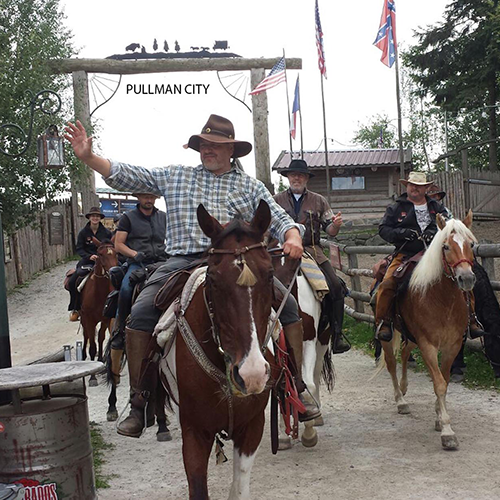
[441,248,474,280]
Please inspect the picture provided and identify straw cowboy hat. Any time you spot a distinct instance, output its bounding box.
[279,159,315,178]
[427,183,446,200]
[85,206,105,219]
[400,171,433,187]
[185,114,252,158]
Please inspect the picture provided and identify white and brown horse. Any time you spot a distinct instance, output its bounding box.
[377,211,477,449]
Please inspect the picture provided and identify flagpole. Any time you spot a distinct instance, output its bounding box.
[395,49,405,194]
[320,73,330,205]
[283,49,293,157]
[298,75,304,159]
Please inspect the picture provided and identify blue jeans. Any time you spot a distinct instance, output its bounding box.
[116,262,143,327]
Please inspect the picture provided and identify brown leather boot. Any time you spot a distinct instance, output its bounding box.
[283,320,321,422]
[117,328,156,438]
[375,278,396,342]
[110,348,124,386]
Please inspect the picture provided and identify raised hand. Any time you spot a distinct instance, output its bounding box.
[64,120,93,162]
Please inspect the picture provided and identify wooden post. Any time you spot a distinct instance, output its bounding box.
[461,148,470,211]
[347,252,364,314]
[481,257,496,282]
[72,71,99,241]
[250,68,273,194]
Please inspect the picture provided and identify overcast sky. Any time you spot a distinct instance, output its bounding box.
[60,0,451,187]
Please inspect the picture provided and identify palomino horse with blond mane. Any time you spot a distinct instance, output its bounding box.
[378,210,477,450]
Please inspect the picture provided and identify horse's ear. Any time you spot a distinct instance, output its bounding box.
[251,200,271,235]
[92,236,101,246]
[197,204,223,239]
[463,209,473,229]
[436,214,447,230]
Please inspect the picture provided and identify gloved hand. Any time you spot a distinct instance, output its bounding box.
[133,251,146,263]
[422,230,435,245]
[401,228,419,241]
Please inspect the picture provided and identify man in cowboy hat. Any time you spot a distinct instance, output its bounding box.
[274,159,351,354]
[67,206,112,321]
[376,172,485,341]
[64,115,320,437]
[109,192,167,358]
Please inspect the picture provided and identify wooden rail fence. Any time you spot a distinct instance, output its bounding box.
[322,239,500,325]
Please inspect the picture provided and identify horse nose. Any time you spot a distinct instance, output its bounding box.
[457,271,476,291]
[233,358,270,396]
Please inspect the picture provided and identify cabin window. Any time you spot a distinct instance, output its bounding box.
[331,176,365,190]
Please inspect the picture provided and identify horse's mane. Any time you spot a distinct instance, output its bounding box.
[409,219,477,294]
[211,218,262,248]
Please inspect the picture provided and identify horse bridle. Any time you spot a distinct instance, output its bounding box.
[441,247,474,280]
[93,245,116,279]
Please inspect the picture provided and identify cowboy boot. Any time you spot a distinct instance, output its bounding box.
[468,293,488,339]
[117,328,157,438]
[331,297,350,354]
[375,277,396,342]
[283,320,321,422]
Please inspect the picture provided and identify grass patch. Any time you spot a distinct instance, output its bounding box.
[90,421,117,489]
[342,316,499,391]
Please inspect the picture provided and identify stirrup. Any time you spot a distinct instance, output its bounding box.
[469,315,488,339]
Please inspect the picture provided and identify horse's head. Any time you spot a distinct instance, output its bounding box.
[437,210,477,291]
[410,211,477,293]
[197,200,273,396]
[95,239,118,272]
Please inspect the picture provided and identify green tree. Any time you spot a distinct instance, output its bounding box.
[403,0,500,171]
[0,0,76,233]
[352,114,397,149]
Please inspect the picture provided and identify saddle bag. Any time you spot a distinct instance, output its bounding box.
[103,289,120,318]
[392,250,425,281]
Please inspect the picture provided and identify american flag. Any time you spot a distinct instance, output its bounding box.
[374,0,397,68]
[315,0,327,77]
[249,57,286,95]
[290,75,300,140]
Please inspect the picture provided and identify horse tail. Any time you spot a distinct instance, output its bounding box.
[369,329,401,380]
[321,348,336,392]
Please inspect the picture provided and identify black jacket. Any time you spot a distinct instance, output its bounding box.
[76,222,112,265]
[379,194,448,255]
[117,206,167,264]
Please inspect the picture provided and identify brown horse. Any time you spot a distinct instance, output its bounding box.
[377,211,477,450]
[161,201,276,499]
[79,238,118,386]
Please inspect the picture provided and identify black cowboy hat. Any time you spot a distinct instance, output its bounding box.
[185,114,252,158]
[279,159,315,178]
[427,183,446,200]
[85,206,105,219]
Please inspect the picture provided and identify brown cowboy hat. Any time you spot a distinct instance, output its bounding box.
[132,192,160,198]
[427,183,446,200]
[400,171,433,187]
[185,114,252,158]
[85,206,105,219]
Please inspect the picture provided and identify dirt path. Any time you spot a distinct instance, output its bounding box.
[6,258,500,500]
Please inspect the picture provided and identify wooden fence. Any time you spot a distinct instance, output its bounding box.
[331,241,500,325]
[4,199,80,290]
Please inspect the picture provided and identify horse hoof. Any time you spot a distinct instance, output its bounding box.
[301,429,318,448]
[435,420,443,432]
[451,373,464,383]
[441,434,459,450]
[107,410,118,422]
[313,415,324,427]
[157,430,172,442]
[88,378,98,387]
[278,437,293,450]
[397,403,410,414]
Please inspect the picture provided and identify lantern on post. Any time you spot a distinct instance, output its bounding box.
[37,124,65,168]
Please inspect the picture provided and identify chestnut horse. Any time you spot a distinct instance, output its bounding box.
[377,211,477,450]
[79,238,117,385]
[161,201,276,499]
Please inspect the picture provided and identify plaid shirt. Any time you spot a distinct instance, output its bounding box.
[106,161,303,256]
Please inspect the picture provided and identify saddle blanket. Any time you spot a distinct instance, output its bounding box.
[76,274,90,293]
[301,253,329,301]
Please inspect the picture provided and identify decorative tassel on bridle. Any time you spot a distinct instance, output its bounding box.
[236,255,257,287]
